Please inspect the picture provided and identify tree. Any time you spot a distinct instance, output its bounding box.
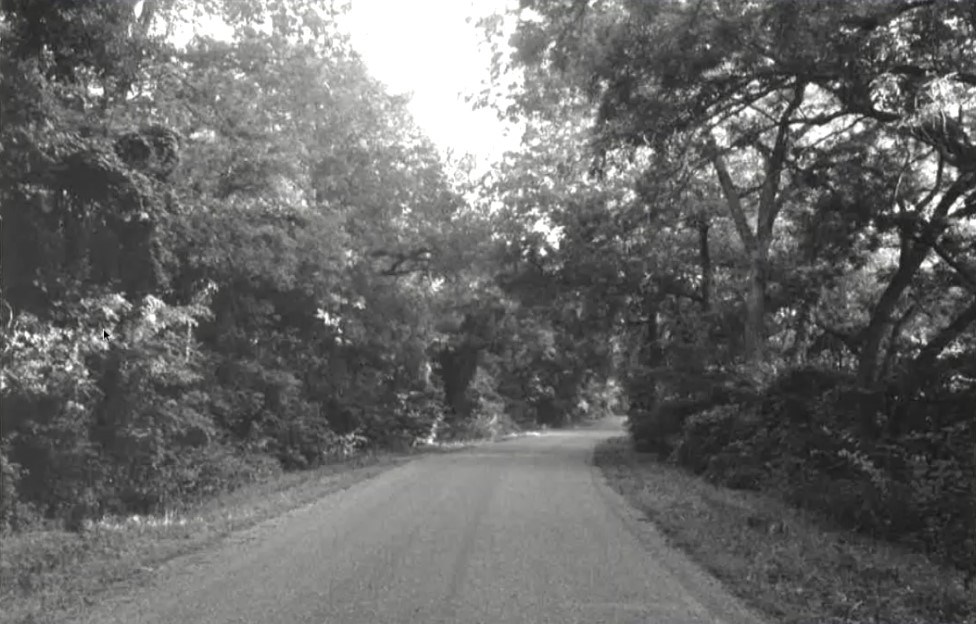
[496,0,976,371]
[0,0,534,526]
[478,0,976,581]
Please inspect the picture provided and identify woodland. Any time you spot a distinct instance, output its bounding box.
[1,0,974,588]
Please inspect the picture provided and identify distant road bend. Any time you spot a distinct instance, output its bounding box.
[79,417,765,624]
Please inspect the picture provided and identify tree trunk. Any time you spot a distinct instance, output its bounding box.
[745,246,768,362]
[879,304,918,381]
[436,343,479,419]
[857,248,925,384]
[697,217,712,313]
[708,148,761,359]
[858,173,973,384]
[644,291,662,367]
[706,83,804,362]
[630,290,661,416]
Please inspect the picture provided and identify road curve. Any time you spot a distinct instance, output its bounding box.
[76,418,764,624]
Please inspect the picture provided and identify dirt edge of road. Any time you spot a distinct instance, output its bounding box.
[593,436,976,624]
[588,434,768,624]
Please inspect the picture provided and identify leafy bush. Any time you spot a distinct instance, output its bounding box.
[167,446,283,504]
[0,450,20,531]
[670,403,767,490]
[324,429,370,459]
[271,404,339,471]
[658,365,976,577]
[628,397,714,454]
[353,387,446,449]
[673,404,740,474]
[704,442,765,490]
[573,378,623,420]
[0,293,222,523]
[1,309,111,521]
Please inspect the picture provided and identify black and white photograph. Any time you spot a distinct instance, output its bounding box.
[1,1,974,622]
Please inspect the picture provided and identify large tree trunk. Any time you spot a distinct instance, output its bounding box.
[708,148,762,360]
[706,84,805,362]
[744,245,768,362]
[436,343,479,419]
[642,293,662,418]
[627,289,661,419]
[857,173,973,384]
[879,304,918,380]
[857,245,925,384]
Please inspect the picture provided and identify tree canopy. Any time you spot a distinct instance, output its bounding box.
[0,0,619,531]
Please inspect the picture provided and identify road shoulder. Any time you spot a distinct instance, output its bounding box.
[1,452,416,624]
[594,436,975,624]
[589,434,768,624]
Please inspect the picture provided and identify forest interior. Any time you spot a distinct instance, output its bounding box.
[1,1,974,623]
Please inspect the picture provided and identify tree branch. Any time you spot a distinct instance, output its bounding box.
[371,247,434,277]
[652,274,705,305]
[840,0,936,32]
[911,298,976,373]
[930,171,976,224]
[705,134,756,253]
[813,323,862,355]
[950,190,976,219]
[930,239,976,293]
[757,82,806,244]
[911,153,945,212]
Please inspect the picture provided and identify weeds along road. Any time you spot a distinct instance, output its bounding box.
[75,417,764,624]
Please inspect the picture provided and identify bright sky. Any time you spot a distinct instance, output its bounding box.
[159,0,521,171]
[340,0,521,165]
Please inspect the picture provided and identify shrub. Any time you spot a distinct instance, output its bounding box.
[325,429,370,459]
[628,398,709,455]
[672,404,766,490]
[661,364,976,577]
[356,388,445,449]
[271,402,339,470]
[673,404,741,474]
[574,378,623,421]
[163,446,283,506]
[629,368,976,573]
[1,450,19,531]
[0,294,223,524]
[704,448,764,490]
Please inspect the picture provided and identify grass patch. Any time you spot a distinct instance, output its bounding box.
[594,436,976,624]
[0,445,472,624]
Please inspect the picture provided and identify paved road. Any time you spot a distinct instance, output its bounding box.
[78,418,764,624]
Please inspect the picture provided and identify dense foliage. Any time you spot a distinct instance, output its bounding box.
[481,0,975,579]
[0,0,613,531]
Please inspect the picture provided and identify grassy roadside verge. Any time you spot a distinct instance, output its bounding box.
[0,441,485,624]
[594,436,975,624]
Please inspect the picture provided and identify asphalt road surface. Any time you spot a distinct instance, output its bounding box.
[78,417,765,624]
